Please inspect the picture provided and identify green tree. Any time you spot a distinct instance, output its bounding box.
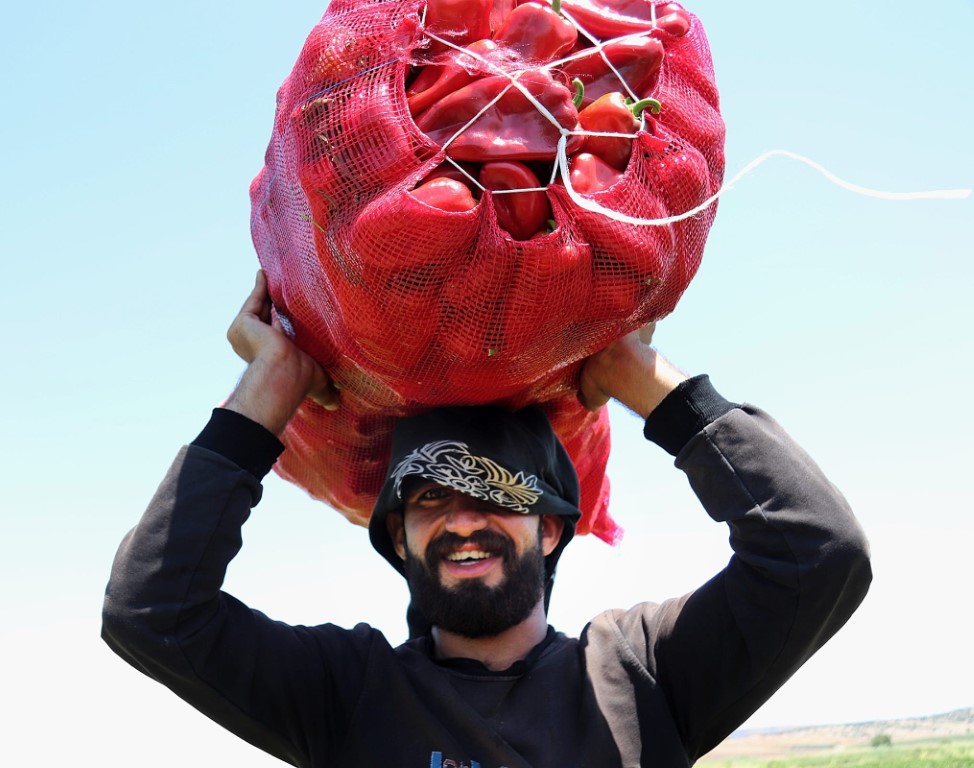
[870,733,893,747]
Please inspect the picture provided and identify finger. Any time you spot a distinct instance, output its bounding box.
[577,368,609,412]
[309,369,340,411]
[637,321,657,345]
[227,273,268,361]
[576,387,609,413]
[239,270,269,318]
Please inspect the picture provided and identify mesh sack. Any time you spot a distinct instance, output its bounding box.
[250,0,725,543]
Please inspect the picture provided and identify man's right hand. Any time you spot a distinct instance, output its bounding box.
[224,270,338,435]
[578,323,688,418]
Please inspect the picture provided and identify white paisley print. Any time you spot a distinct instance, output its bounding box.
[392,441,542,513]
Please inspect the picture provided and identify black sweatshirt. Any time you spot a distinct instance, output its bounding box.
[102,378,871,767]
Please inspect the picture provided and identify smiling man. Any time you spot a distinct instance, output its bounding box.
[102,271,872,767]
[369,404,580,670]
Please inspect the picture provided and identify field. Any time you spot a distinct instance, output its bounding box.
[699,736,974,767]
[697,708,974,767]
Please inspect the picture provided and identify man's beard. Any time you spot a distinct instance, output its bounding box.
[403,526,547,639]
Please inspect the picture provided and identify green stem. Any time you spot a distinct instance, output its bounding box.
[552,0,562,14]
[628,97,662,117]
[571,78,585,108]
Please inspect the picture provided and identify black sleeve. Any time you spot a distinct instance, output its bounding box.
[191,406,285,479]
[643,374,739,456]
[621,382,872,760]
[101,409,376,767]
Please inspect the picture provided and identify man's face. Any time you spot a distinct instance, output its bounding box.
[388,481,564,638]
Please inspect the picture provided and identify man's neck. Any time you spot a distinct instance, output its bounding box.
[431,601,549,672]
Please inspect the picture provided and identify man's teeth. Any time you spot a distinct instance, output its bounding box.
[446,550,492,563]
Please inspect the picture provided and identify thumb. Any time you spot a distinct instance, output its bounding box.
[308,366,340,411]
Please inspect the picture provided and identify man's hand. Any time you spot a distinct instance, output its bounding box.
[578,323,688,418]
[224,271,338,435]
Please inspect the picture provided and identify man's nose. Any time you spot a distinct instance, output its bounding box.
[443,500,490,537]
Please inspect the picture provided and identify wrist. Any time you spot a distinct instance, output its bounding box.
[225,354,314,436]
[607,345,689,418]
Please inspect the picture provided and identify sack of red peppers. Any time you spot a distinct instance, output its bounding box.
[250,0,725,543]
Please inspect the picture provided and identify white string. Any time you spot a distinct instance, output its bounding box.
[741,150,971,201]
[490,186,549,195]
[575,129,641,139]
[556,144,972,228]
[443,157,485,191]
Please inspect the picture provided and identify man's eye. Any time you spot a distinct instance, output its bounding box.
[418,485,451,502]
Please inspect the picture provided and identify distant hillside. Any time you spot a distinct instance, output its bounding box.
[699,707,974,762]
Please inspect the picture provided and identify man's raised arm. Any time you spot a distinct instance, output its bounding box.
[100,272,360,766]
[579,328,872,762]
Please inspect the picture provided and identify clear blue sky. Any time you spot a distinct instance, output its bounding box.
[2,1,972,765]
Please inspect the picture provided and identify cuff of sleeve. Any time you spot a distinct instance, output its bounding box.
[192,408,286,480]
[643,374,740,456]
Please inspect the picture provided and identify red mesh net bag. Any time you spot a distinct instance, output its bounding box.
[250,0,725,543]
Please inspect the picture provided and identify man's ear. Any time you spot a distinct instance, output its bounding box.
[387,512,406,561]
[540,515,565,557]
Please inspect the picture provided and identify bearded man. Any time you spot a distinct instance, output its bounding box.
[102,271,871,767]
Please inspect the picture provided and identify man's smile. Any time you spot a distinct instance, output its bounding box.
[439,543,504,579]
[445,550,493,563]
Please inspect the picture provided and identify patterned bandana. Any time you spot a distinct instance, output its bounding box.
[391,440,543,514]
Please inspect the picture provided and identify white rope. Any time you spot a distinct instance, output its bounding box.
[489,186,550,195]
[741,150,971,201]
[556,144,972,228]
[443,157,485,191]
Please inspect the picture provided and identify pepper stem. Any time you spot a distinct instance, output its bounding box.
[571,78,585,108]
[628,97,663,117]
[552,0,562,14]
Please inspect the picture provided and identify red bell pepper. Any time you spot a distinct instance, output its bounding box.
[438,248,517,369]
[653,3,692,36]
[406,40,499,118]
[558,0,691,40]
[640,131,711,215]
[414,69,583,161]
[489,0,518,34]
[409,176,479,212]
[578,92,660,171]
[560,36,665,108]
[298,24,372,86]
[494,2,578,63]
[479,161,552,239]
[341,264,444,374]
[424,0,494,48]
[349,180,480,270]
[569,151,624,193]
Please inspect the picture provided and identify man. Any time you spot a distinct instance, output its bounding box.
[102,271,871,767]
